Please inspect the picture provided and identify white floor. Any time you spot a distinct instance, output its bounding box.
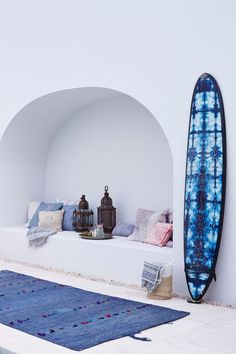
[0,261,235,354]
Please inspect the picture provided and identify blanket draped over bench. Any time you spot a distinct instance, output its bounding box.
[27,227,56,247]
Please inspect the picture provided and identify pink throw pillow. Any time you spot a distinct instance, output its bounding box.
[144,222,173,247]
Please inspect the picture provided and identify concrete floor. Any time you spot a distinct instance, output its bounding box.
[0,260,235,354]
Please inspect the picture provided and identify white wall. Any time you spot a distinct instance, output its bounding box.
[0,88,172,226]
[0,0,235,304]
[0,88,129,226]
[46,96,173,223]
[0,120,45,226]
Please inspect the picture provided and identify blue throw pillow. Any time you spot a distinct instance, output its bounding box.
[28,202,63,229]
[112,223,135,237]
[62,205,77,231]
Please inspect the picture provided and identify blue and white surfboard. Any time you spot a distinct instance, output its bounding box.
[184,73,226,303]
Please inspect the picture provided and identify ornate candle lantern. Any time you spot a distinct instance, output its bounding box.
[73,195,94,232]
[97,186,116,234]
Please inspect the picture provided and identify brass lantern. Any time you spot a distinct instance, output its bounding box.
[97,186,116,234]
[73,195,94,232]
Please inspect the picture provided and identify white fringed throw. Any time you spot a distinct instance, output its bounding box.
[27,227,56,247]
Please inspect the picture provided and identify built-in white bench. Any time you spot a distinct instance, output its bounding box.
[0,226,174,286]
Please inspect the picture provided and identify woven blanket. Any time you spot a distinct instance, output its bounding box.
[27,227,56,247]
[0,270,189,351]
[141,261,164,292]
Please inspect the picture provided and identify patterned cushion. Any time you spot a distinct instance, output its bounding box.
[135,208,156,227]
[159,209,173,240]
[144,222,173,247]
[128,208,155,242]
[28,202,63,228]
[112,223,135,237]
[62,205,77,231]
[38,210,64,232]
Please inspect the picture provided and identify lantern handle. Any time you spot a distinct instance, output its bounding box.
[105,186,109,193]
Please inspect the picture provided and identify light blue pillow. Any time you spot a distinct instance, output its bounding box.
[28,202,63,229]
[112,223,135,237]
[62,205,77,231]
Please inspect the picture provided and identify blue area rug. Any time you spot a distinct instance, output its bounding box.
[0,270,189,351]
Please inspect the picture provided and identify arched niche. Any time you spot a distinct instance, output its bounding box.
[0,87,173,226]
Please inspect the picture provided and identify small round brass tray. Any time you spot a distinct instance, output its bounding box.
[79,232,112,240]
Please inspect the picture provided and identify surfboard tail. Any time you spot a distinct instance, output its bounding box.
[185,269,212,302]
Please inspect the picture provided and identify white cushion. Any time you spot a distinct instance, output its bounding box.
[56,198,78,205]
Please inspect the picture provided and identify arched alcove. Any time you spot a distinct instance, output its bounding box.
[0,87,173,227]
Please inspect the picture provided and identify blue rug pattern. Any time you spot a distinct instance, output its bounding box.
[0,270,189,351]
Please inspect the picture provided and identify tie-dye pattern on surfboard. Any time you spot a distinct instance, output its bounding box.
[184,73,226,302]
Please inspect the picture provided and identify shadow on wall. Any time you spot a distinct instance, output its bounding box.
[0,87,173,226]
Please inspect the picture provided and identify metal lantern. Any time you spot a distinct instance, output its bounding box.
[73,195,94,232]
[97,186,116,234]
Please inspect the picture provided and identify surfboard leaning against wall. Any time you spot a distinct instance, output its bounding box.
[184,73,226,303]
